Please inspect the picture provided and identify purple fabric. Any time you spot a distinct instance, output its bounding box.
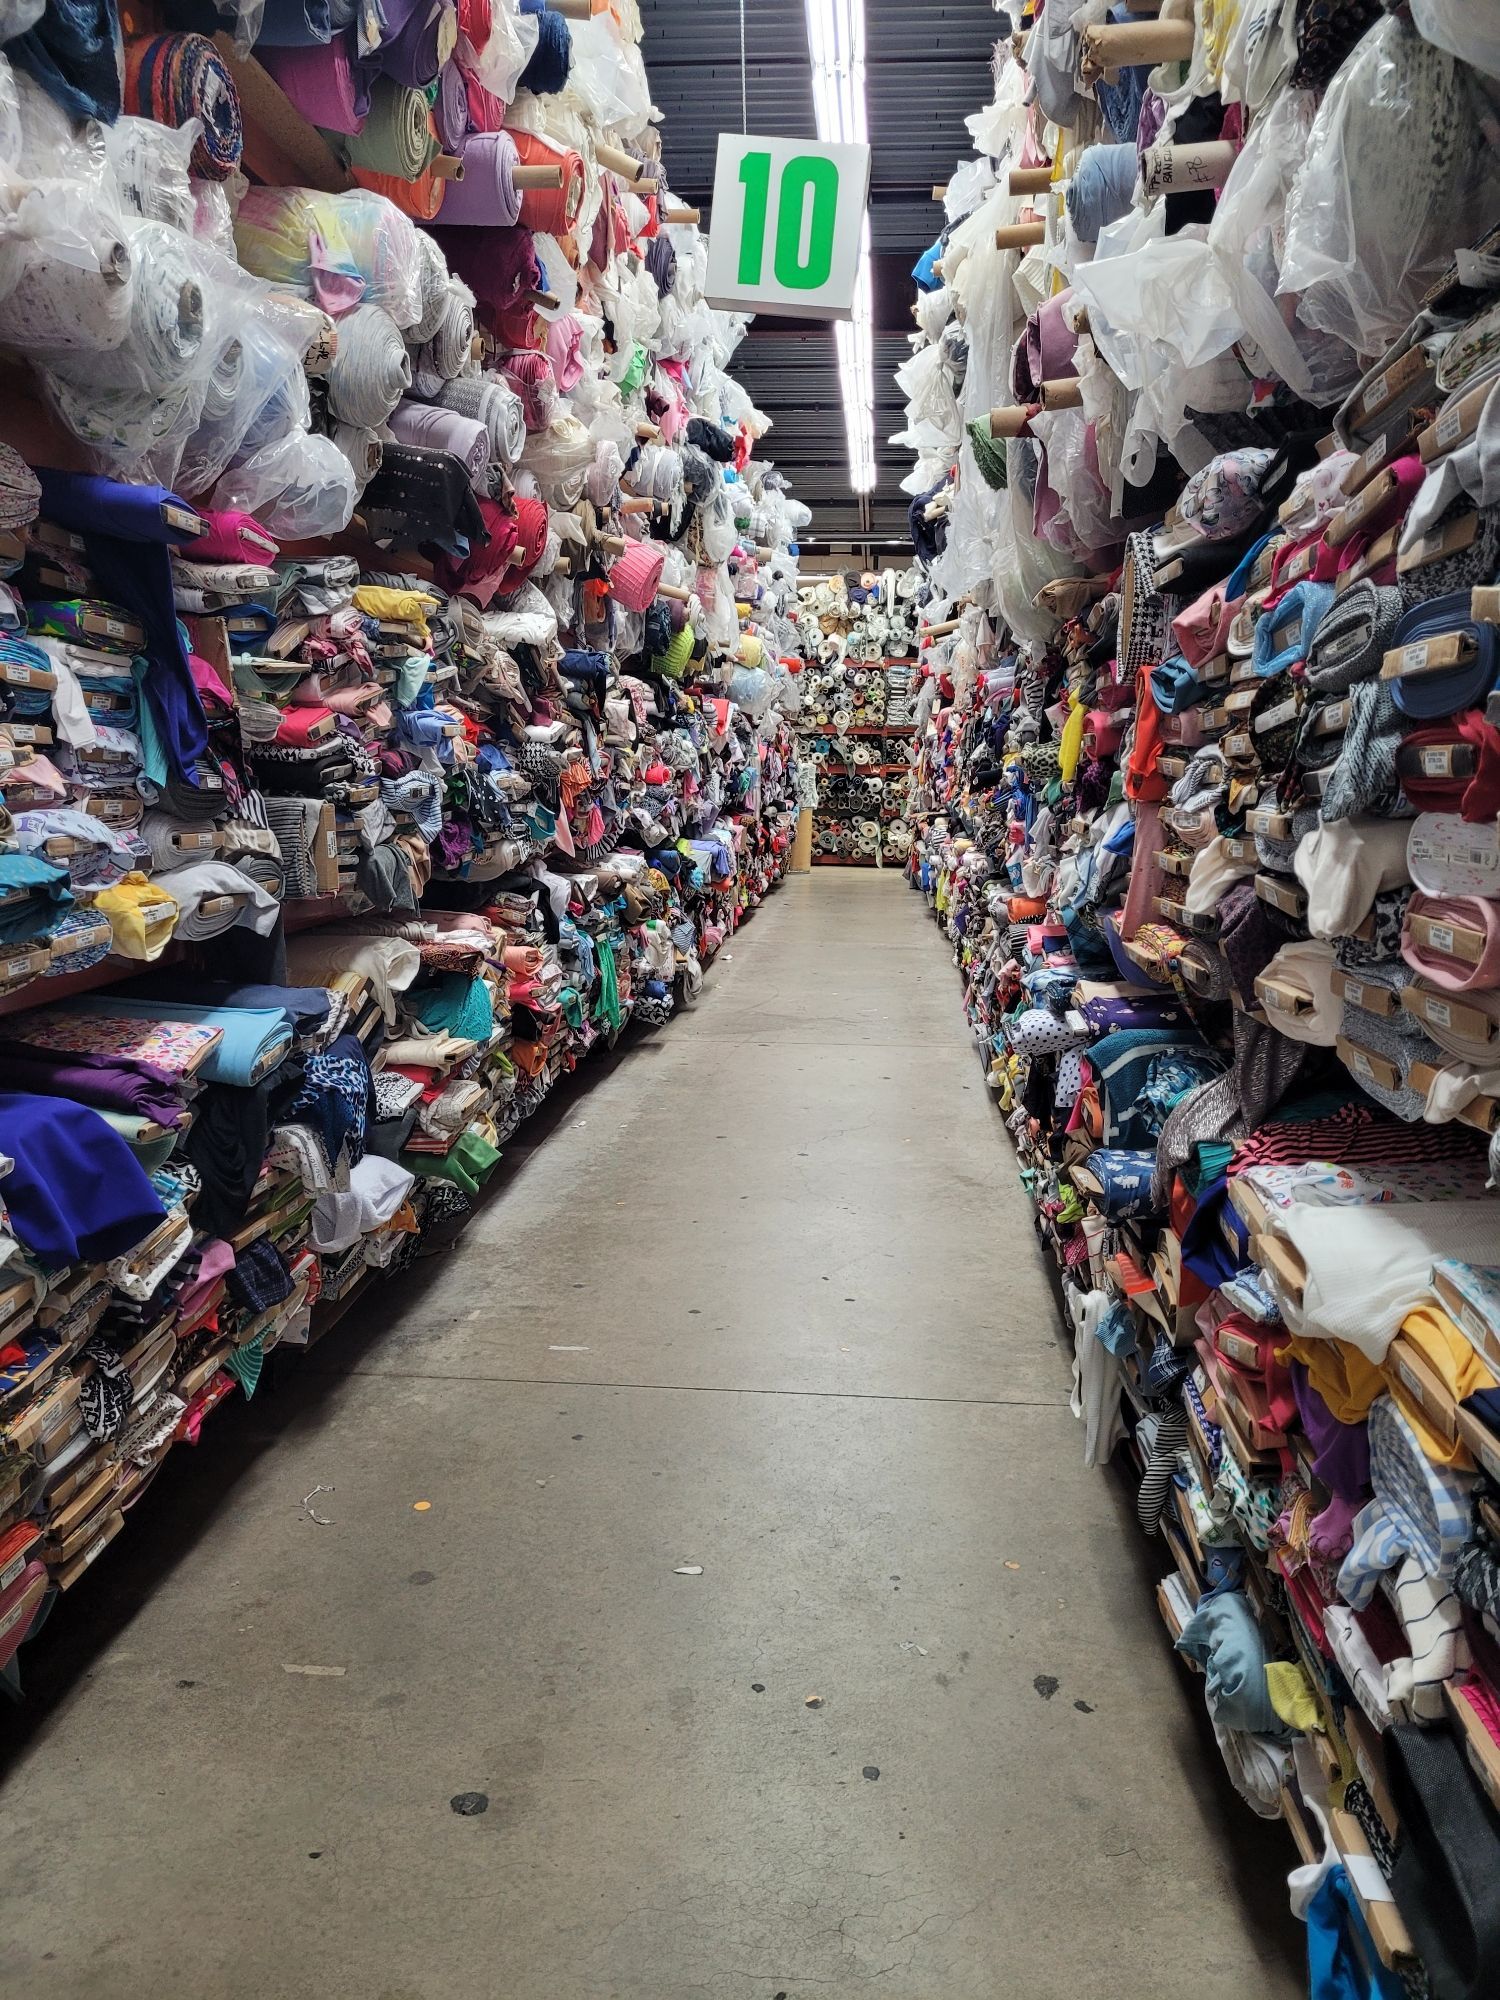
[1079,993,1190,1035]
[0,1041,187,1127]
[259,35,368,133]
[1290,1361,1373,1504]
[434,59,467,150]
[365,0,452,86]
[1013,289,1077,400]
[429,130,521,228]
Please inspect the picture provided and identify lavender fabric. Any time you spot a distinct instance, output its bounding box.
[429,131,522,228]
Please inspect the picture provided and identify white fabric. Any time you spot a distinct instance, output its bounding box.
[1067,1285,1127,1469]
[1293,816,1411,941]
[1264,1201,1500,1360]
[286,932,420,1026]
[311,1154,415,1254]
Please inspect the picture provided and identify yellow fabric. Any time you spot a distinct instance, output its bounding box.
[1385,1303,1498,1469]
[1265,1661,1321,1735]
[352,585,437,630]
[94,871,178,962]
[1058,695,1086,783]
[1279,1333,1384,1425]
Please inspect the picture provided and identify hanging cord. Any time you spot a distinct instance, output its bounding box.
[739,0,748,132]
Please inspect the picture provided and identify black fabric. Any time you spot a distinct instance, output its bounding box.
[226,1236,294,1314]
[1387,1721,1500,2000]
[361,444,488,551]
[181,1080,270,1239]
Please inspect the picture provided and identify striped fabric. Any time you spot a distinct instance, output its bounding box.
[1337,1396,1474,1611]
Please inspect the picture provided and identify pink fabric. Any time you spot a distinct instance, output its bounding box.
[259,36,366,135]
[546,313,585,393]
[192,510,280,565]
[609,537,666,612]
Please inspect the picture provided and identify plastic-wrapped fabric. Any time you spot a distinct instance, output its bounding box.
[175,310,308,497]
[211,429,357,539]
[410,280,473,380]
[413,372,524,465]
[234,186,424,328]
[1410,0,1500,79]
[0,0,44,48]
[123,33,242,181]
[326,302,411,427]
[1280,17,1500,354]
[36,220,208,398]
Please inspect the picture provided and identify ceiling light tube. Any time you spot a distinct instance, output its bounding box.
[805,0,873,495]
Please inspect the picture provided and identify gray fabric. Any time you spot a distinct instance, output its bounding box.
[1304,577,1403,694]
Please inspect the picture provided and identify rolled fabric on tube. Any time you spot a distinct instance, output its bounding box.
[331,421,383,484]
[327,303,412,427]
[431,129,522,226]
[345,76,435,178]
[387,400,490,486]
[123,33,243,181]
[369,0,457,87]
[434,60,468,151]
[409,229,451,343]
[261,35,367,134]
[412,281,475,379]
[38,222,205,395]
[414,373,526,464]
[350,160,447,222]
[508,127,584,233]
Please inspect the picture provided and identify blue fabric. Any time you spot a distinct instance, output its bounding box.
[1225,532,1276,603]
[0,1092,164,1269]
[1175,1589,1287,1737]
[1252,580,1335,678]
[1085,1148,1159,1219]
[65,995,292,1087]
[1088,1026,1204,1147]
[1307,1867,1407,2000]
[254,0,334,42]
[1181,1174,1247,1288]
[34,470,209,787]
[912,240,943,293]
[1065,143,1137,244]
[1150,653,1202,714]
[1389,590,1500,719]
[9,0,122,122]
[124,977,332,1037]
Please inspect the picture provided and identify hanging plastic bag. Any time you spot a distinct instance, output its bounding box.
[1409,0,1500,83]
[1280,17,1500,354]
[211,427,356,538]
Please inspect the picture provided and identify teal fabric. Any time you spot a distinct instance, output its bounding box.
[414,973,493,1043]
[65,995,292,1086]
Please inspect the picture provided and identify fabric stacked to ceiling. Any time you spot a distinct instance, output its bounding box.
[0,0,809,1693]
[787,569,921,867]
[901,7,1500,1993]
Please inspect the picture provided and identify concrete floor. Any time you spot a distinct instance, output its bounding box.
[0,872,1305,2000]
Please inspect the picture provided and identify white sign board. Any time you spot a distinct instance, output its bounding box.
[704,133,871,321]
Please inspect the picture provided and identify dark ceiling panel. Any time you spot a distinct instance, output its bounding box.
[638,0,995,548]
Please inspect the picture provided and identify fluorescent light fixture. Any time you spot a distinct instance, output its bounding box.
[805,0,875,495]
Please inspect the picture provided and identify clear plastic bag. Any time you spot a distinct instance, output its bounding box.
[1410,0,1500,83]
[175,306,307,497]
[211,428,356,538]
[1280,17,1500,354]
[234,185,424,328]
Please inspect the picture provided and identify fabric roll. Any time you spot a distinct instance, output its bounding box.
[260,34,367,133]
[124,33,243,181]
[411,282,475,380]
[610,539,666,612]
[1389,592,1500,721]
[1294,816,1412,940]
[360,443,486,546]
[0,1093,164,1268]
[1401,894,1500,993]
[386,401,490,485]
[415,373,525,464]
[64,994,292,1088]
[331,422,383,484]
[9,0,123,123]
[327,304,412,428]
[433,60,469,151]
[369,0,455,85]
[1304,577,1404,694]
[42,221,204,397]
[150,860,279,942]
[255,0,335,43]
[344,75,435,180]
[1386,1722,1500,2000]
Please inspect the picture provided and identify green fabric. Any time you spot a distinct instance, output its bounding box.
[393,653,429,706]
[966,420,1009,490]
[225,1335,264,1399]
[619,342,648,397]
[652,625,694,678]
[1183,1140,1234,1195]
[593,938,621,1031]
[131,657,169,787]
[559,985,585,1030]
[415,972,493,1043]
[401,1127,501,1199]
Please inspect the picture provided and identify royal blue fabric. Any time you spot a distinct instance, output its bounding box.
[0,1092,164,1269]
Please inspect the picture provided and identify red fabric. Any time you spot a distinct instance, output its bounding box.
[1124,665,1167,801]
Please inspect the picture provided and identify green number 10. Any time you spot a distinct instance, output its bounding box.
[737,152,840,291]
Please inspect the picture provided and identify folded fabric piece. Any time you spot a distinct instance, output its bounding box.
[0,1039,187,1128]
[0,1093,165,1268]
[62,995,292,1088]
[1386,1721,1500,2000]
[1294,816,1412,940]
[1079,1148,1158,1220]
[1175,1590,1288,1738]
[310,1152,416,1252]
[182,1079,269,1240]
[150,860,280,941]
[1304,577,1404,694]
[1265,1202,1500,1361]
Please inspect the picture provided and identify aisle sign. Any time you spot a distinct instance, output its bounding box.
[704,133,871,321]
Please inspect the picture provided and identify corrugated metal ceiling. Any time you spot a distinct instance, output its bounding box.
[638,0,997,548]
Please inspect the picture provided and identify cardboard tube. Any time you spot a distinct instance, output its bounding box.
[599,534,626,555]
[995,221,1046,250]
[552,555,573,575]
[513,163,564,190]
[636,177,659,195]
[596,141,644,182]
[547,0,592,16]
[986,405,1036,439]
[1139,139,1237,197]
[634,421,661,441]
[1039,377,1084,410]
[619,497,655,514]
[1083,19,1194,65]
[924,619,960,639]
[664,205,700,224]
[432,155,464,181]
[1008,166,1053,196]
[658,583,692,604]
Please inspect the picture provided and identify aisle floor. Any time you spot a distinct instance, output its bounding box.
[1,873,1304,2000]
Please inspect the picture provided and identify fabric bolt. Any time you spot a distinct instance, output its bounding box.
[1294,816,1412,941]
[1304,577,1404,695]
[0,1092,164,1269]
[260,36,368,134]
[1401,895,1500,994]
[1388,594,1500,722]
[123,33,242,181]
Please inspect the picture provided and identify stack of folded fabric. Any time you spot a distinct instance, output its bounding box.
[902,12,1500,1983]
